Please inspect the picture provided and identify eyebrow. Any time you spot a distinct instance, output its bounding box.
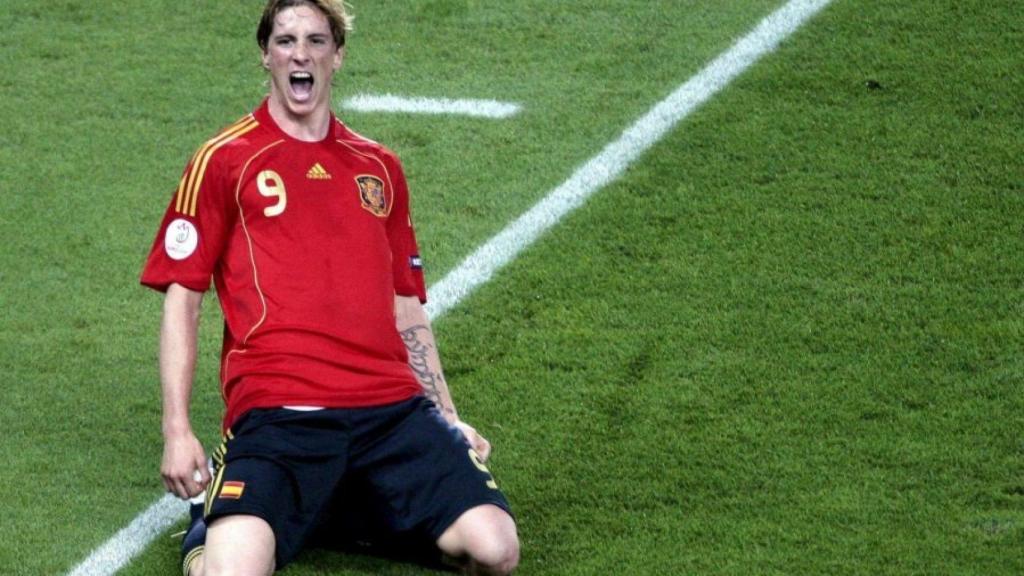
[271,32,331,41]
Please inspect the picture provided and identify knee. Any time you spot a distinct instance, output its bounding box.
[439,505,520,575]
[469,533,520,575]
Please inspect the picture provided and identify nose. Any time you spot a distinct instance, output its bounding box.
[292,41,311,63]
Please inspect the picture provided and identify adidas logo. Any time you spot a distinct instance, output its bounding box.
[306,163,331,180]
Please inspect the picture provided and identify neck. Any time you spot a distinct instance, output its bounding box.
[266,97,332,142]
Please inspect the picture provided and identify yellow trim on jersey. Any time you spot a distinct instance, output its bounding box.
[236,139,284,345]
[220,139,285,392]
[175,117,251,214]
[183,116,256,214]
[174,115,259,217]
[188,117,259,216]
[174,149,203,215]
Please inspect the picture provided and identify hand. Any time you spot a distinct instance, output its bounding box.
[161,431,210,499]
[453,420,492,462]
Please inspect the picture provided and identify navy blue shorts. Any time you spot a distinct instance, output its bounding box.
[204,396,511,569]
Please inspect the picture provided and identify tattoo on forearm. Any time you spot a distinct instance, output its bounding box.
[400,324,454,416]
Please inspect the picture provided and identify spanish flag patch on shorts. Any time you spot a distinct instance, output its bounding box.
[219,481,245,499]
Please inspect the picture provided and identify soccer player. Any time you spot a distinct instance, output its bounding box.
[140,1,519,574]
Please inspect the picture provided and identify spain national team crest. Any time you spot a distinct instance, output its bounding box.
[355,175,388,217]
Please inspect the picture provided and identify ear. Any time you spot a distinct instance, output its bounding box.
[261,49,271,71]
[333,46,345,71]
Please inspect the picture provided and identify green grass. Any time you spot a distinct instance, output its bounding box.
[1,0,1022,574]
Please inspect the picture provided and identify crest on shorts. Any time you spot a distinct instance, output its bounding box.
[355,175,388,217]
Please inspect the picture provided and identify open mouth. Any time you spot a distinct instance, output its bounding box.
[289,72,314,99]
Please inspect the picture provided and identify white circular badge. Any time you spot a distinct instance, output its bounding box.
[164,218,199,261]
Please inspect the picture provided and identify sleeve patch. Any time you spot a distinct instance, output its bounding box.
[164,219,199,260]
[409,255,423,270]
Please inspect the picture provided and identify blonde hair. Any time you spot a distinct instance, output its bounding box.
[257,0,353,50]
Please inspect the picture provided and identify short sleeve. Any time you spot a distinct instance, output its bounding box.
[385,155,427,303]
[140,150,236,293]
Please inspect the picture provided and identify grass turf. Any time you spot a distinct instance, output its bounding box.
[0,0,1021,574]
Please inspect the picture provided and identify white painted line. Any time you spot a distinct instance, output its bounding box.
[426,0,835,317]
[341,93,522,119]
[66,495,184,576]
[65,1,834,573]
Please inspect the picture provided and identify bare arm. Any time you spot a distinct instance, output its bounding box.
[159,283,211,499]
[395,295,492,460]
[395,295,458,421]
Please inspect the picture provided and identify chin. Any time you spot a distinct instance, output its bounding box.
[284,99,318,116]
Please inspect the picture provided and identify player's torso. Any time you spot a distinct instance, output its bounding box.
[217,130,400,344]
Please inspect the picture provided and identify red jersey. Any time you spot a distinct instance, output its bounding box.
[141,100,426,429]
